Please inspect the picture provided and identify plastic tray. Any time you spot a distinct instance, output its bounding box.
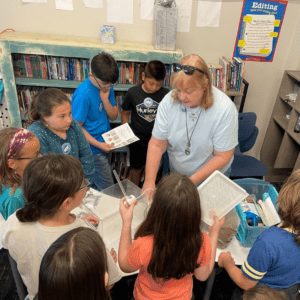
[198,171,248,226]
[82,179,149,248]
[234,178,279,247]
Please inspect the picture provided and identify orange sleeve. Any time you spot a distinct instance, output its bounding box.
[127,237,143,269]
[197,232,211,267]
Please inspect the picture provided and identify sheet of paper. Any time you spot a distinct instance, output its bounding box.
[22,0,47,2]
[83,0,103,8]
[107,0,133,24]
[239,14,275,57]
[55,0,73,10]
[102,123,139,148]
[141,0,154,20]
[176,0,193,32]
[196,0,222,28]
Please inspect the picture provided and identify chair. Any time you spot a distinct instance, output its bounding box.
[8,252,28,300]
[230,112,268,180]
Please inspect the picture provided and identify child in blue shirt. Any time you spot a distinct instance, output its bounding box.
[72,52,119,191]
[28,88,95,185]
[218,170,300,300]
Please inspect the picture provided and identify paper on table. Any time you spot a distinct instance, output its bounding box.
[239,14,275,57]
[102,123,139,148]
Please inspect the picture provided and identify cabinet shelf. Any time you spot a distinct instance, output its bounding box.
[261,70,300,182]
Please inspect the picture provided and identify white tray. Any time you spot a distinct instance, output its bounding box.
[198,170,248,226]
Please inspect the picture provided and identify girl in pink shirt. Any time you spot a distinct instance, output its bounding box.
[118,173,224,300]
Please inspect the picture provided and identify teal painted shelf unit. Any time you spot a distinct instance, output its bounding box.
[0,31,184,127]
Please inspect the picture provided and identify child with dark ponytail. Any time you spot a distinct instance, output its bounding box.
[3,154,122,300]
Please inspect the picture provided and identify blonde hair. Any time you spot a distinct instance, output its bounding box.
[276,169,300,246]
[171,54,213,110]
[243,285,288,300]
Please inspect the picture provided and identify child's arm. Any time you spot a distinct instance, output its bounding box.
[194,215,225,281]
[121,109,131,125]
[118,198,139,273]
[77,121,115,153]
[218,252,257,290]
[100,89,118,121]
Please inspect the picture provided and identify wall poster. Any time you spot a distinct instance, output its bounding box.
[233,0,287,62]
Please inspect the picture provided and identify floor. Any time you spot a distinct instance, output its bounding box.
[1,181,299,300]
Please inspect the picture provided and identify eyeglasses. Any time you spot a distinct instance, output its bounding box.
[16,153,40,160]
[172,63,206,76]
[77,179,91,193]
[93,74,118,90]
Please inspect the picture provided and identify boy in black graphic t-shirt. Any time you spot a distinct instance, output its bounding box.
[121,60,169,186]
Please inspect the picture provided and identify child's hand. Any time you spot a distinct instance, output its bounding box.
[208,215,225,235]
[100,88,110,101]
[218,251,235,268]
[81,215,99,228]
[110,248,117,263]
[119,197,137,225]
[100,142,115,153]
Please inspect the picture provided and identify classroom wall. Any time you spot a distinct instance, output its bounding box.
[1,0,300,159]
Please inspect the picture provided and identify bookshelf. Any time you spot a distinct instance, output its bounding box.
[0,31,184,127]
[261,71,300,182]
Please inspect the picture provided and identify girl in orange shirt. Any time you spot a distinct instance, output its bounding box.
[118,173,224,300]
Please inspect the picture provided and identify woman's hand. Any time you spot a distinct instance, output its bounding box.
[141,181,155,202]
[218,251,235,268]
[208,214,225,235]
[81,215,99,228]
[119,197,137,225]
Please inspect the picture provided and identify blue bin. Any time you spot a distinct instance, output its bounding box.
[234,178,279,247]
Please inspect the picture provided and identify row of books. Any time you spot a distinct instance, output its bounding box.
[12,54,90,81]
[17,86,73,112]
[208,56,245,92]
[115,92,126,115]
[117,62,172,87]
[11,54,173,87]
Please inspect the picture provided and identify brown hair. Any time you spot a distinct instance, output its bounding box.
[27,88,71,125]
[37,227,110,300]
[243,285,288,300]
[16,154,84,222]
[91,52,119,84]
[0,127,35,194]
[144,60,166,81]
[276,169,300,246]
[171,54,213,110]
[135,173,202,282]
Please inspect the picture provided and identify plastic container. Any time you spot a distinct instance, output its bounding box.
[82,179,149,249]
[198,170,248,226]
[234,178,279,247]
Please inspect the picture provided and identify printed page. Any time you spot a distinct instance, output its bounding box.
[239,14,275,56]
[102,123,139,148]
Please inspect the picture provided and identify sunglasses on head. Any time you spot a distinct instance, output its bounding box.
[172,63,206,76]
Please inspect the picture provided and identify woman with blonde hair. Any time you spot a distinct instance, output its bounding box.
[142,54,238,194]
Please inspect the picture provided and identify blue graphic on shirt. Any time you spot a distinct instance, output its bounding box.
[136,97,159,122]
[62,142,71,154]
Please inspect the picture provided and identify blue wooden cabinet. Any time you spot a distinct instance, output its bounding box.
[0,31,184,127]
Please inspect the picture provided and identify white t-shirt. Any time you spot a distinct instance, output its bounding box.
[3,213,123,300]
[152,87,238,176]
